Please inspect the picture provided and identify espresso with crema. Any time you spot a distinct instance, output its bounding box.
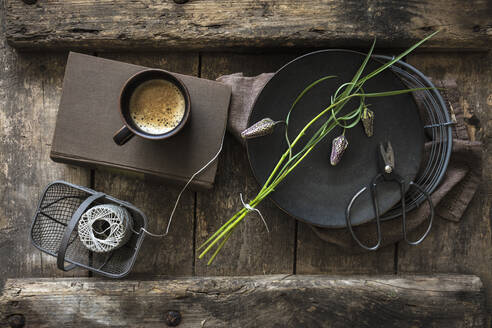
[129,79,186,135]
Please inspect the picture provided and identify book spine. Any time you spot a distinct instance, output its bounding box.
[50,152,214,191]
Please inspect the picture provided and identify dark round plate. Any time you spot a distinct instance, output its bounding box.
[246,50,424,228]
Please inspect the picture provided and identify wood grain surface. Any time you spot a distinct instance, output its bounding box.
[0,275,486,327]
[296,223,396,274]
[93,53,199,277]
[399,52,492,309]
[4,0,492,51]
[0,6,90,278]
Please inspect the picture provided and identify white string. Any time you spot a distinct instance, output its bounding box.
[78,205,133,253]
[240,193,270,233]
[139,134,226,238]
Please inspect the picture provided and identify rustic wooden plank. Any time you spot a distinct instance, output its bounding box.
[196,53,297,275]
[0,275,486,327]
[398,52,492,309]
[4,0,491,51]
[93,53,199,276]
[0,4,90,277]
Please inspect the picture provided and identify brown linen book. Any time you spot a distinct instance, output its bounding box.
[51,52,231,190]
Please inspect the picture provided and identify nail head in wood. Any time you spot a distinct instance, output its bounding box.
[21,0,37,4]
[173,0,189,3]
[7,314,25,328]
[165,310,182,326]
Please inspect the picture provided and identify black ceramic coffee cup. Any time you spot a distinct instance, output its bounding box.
[113,69,191,146]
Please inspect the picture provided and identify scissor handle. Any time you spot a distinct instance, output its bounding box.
[346,172,406,251]
[402,181,434,245]
[345,181,382,251]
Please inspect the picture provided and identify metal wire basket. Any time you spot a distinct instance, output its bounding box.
[31,180,147,278]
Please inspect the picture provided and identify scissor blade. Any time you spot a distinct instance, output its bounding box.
[379,141,395,168]
[386,142,395,168]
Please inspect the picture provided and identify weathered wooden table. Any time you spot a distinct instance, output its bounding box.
[1,1,491,327]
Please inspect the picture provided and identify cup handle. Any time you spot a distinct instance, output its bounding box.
[113,126,135,145]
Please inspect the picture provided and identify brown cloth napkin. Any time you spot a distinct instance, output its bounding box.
[217,74,482,252]
[218,73,275,143]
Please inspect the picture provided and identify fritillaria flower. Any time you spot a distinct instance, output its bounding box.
[361,106,374,137]
[241,118,283,139]
[330,134,348,166]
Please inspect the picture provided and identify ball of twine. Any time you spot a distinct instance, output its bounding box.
[78,204,133,253]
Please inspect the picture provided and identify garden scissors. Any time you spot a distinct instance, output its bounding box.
[345,141,434,251]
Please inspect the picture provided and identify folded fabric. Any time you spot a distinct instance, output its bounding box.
[217,73,482,252]
[218,73,274,144]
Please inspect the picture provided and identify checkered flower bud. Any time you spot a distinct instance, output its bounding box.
[361,106,374,137]
[241,118,278,140]
[330,134,348,166]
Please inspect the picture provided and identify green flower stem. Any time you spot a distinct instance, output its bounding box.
[356,30,439,87]
[206,230,233,265]
[197,207,247,251]
[199,210,248,258]
[261,97,350,186]
[286,75,337,159]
